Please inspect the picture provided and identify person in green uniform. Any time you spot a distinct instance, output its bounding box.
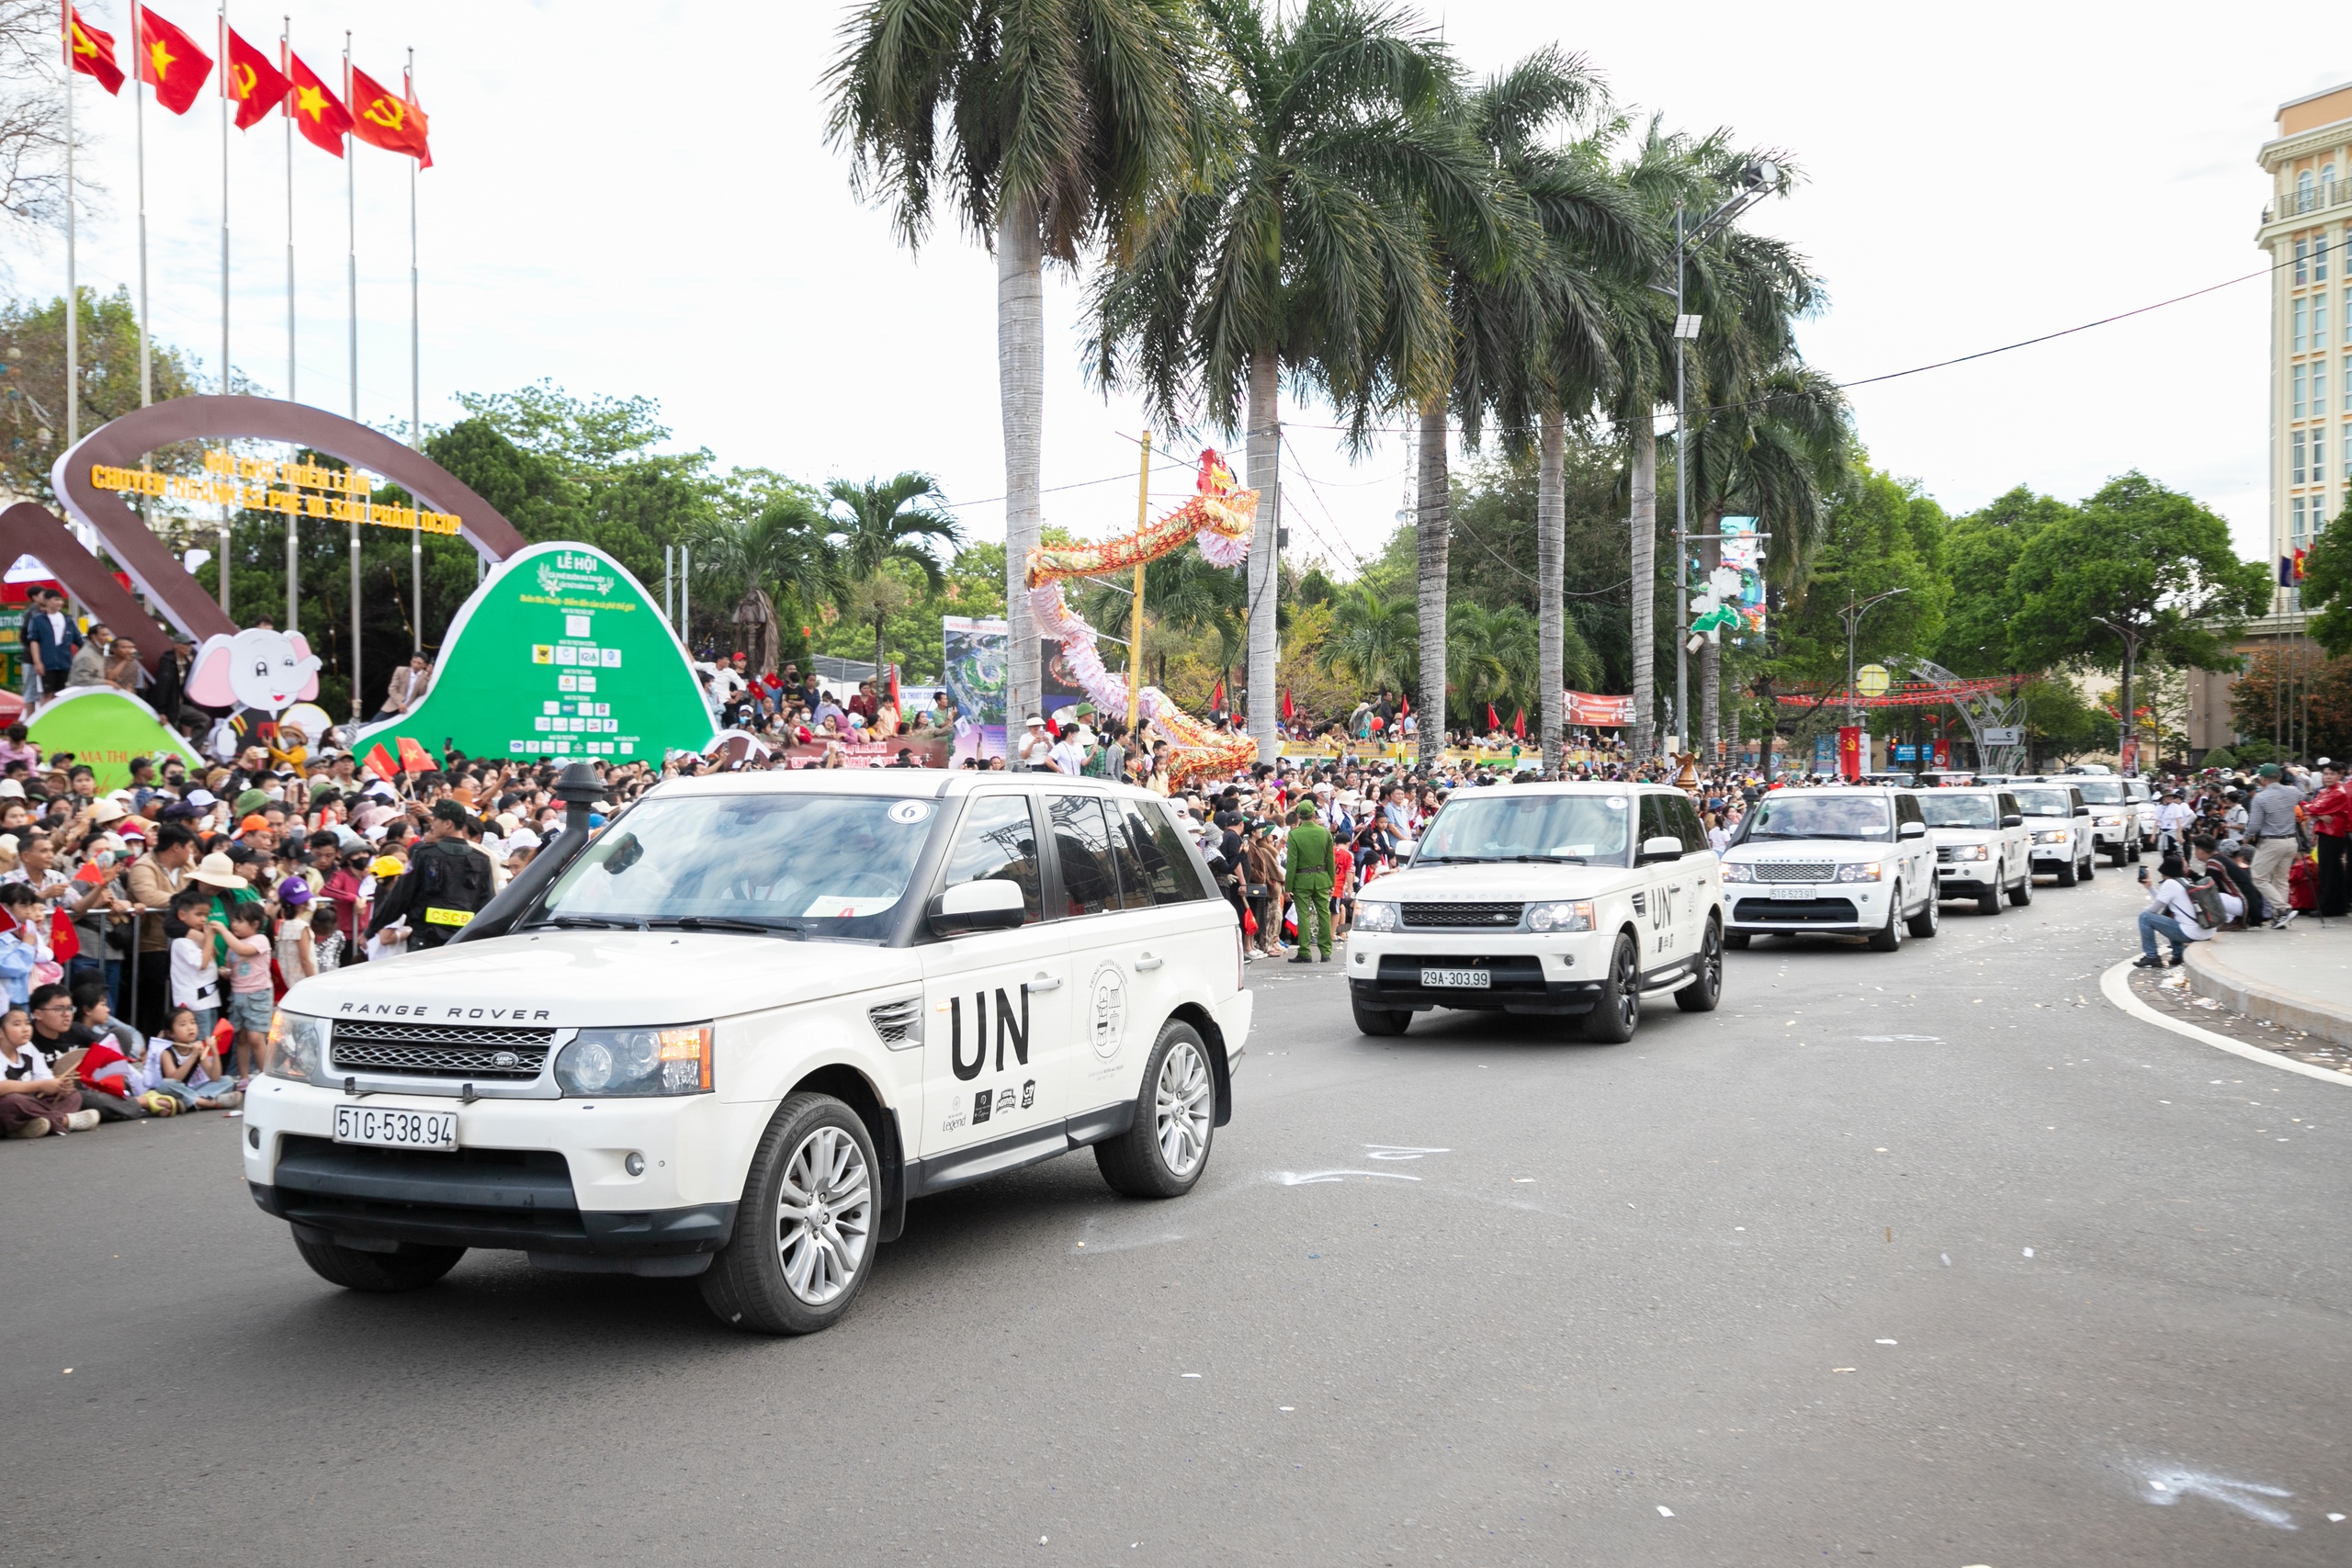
[1283,803,1336,964]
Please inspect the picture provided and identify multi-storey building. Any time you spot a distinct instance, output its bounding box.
[2258,83,2352,611]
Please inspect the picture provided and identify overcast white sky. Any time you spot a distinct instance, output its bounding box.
[25,1,2331,570]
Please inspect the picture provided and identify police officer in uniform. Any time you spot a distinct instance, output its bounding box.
[1283,803,1336,964]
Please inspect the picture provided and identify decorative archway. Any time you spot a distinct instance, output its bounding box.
[49,394,526,653]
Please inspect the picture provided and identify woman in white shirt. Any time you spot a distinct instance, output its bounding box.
[2134,854,2211,969]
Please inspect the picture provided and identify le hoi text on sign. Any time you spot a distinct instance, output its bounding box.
[86,450,461,536]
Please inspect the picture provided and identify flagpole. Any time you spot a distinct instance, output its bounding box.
[218,0,231,619]
[281,16,295,632]
[61,1,75,452]
[406,48,420,656]
[344,30,359,722]
[134,6,149,409]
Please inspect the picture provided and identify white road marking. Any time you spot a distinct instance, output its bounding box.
[2098,959,2351,1089]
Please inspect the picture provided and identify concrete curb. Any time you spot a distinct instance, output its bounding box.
[2183,936,2352,1048]
[2098,959,2352,1088]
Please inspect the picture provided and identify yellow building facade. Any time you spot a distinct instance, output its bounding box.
[2258,83,2352,611]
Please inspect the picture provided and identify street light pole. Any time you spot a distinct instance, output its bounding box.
[1840,585,1908,728]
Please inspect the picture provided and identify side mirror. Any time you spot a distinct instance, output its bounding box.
[1639,834,1685,863]
[2073,804,2091,817]
[926,878,1024,936]
[2001,814,2023,829]
[1897,820,1927,840]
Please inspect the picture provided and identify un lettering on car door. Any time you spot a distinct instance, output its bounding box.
[920,794,1069,1158]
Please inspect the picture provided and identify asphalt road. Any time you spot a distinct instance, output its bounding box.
[7,866,2347,1566]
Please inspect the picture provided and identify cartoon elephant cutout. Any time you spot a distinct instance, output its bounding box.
[187,626,323,761]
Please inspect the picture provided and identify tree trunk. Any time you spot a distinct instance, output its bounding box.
[997,195,1045,736]
[1700,508,1722,760]
[1628,412,1657,763]
[1537,406,1566,777]
[2118,635,2135,773]
[875,616,887,693]
[1415,396,1450,770]
[1244,348,1282,762]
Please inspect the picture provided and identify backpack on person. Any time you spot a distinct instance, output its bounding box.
[2181,871,2227,931]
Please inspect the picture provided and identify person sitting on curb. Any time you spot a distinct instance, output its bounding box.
[2134,854,2214,969]
[0,1003,100,1137]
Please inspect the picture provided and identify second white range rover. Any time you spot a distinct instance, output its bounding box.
[1720,786,1939,951]
[1344,782,1724,1043]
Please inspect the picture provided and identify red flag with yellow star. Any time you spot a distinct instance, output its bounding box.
[64,7,123,96]
[348,64,431,168]
[222,26,290,130]
[286,51,352,155]
[135,6,211,115]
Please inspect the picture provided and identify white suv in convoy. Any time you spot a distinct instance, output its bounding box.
[1720,787,1939,952]
[1914,788,2034,916]
[2121,776,2159,852]
[243,771,1251,1335]
[2007,780,2097,886]
[2064,775,2139,865]
[1344,783,1724,1043]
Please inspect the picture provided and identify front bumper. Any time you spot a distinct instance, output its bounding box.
[1724,881,1888,934]
[1342,930,1607,1015]
[242,1077,770,1272]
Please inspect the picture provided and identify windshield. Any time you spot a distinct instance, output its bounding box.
[1416,793,1633,865]
[1735,793,1892,844]
[2013,788,2072,818]
[528,792,937,941]
[2074,780,2124,804]
[1917,795,1998,829]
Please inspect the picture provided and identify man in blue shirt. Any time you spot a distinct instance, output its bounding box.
[22,588,81,699]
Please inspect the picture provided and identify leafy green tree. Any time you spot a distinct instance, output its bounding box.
[1090,0,1486,761]
[827,0,1215,730]
[1445,600,1538,723]
[0,288,201,503]
[686,492,832,675]
[1314,581,1418,694]
[2301,498,2352,656]
[823,474,964,676]
[1930,484,2072,677]
[2007,472,2270,760]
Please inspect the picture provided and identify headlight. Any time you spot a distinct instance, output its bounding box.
[2096,814,2125,828]
[1527,899,1594,932]
[1835,862,1885,882]
[1949,845,1989,862]
[2032,829,2068,844]
[1354,901,1399,932]
[266,1011,328,1082]
[1719,862,1754,883]
[555,1025,713,1097]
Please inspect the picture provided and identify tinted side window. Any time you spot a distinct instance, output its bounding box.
[1673,795,1708,852]
[1122,799,1209,904]
[1638,794,1668,845]
[1099,801,1155,910]
[939,795,1043,924]
[1895,794,1925,826]
[1998,793,2020,819]
[1047,795,1119,917]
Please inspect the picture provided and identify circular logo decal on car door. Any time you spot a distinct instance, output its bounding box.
[1088,961,1128,1059]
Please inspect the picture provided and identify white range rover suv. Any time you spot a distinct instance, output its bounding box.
[1719,786,1939,951]
[2007,779,2097,886]
[2065,775,2140,866]
[243,770,1251,1335]
[1343,783,1724,1043]
[1914,787,2035,916]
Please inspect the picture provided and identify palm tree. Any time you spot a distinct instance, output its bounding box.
[824,473,966,677]
[1446,601,1539,722]
[1090,0,1490,761]
[826,0,1215,728]
[1076,547,1248,692]
[1315,581,1418,694]
[685,493,832,675]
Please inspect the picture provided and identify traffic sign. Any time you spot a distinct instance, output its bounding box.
[1855,663,1892,697]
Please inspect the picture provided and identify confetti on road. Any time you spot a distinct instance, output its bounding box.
[2023,1247,2034,1258]
[1876,1338,1897,1345]
[1657,1506,1674,1517]
[1832,1367,1856,1373]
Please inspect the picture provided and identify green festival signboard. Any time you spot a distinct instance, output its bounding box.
[356,541,715,765]
[26,686,204,789]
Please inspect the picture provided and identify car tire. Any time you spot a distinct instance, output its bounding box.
[1580,931,1641,1043]
[1907,881,1941,938]
[2008,866,2032,907]
[2081,850,2096,879]
[1869,888,1905,952]
[1722,930,1751,950]
[700,1092,878,1336]
[2052,854,2077,887]
[1351,998,1412,1036]
[1096,1020,1215,1200]
[1974,886,2001,916]
[1675,917,1724,1012]
[293,1237,466,1292]
[2107,845,2129,868]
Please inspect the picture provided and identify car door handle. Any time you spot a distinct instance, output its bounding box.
[1023,975,1063,993]
[1134,953,1164,972]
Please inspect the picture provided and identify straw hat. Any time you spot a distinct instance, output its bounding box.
[187,852,247,890]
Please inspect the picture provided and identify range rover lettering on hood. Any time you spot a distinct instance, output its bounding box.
[335,1001,554,1021]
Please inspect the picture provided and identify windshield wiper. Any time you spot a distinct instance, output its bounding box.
[650,916,808,939]
[522,915,645,931]
[1502,853,1587,864]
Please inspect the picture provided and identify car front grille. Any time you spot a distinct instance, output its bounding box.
[1733,896,1859,924]
[329,1021,557,1080]
[1751,862,1835,884]
[1400,902,1524,929]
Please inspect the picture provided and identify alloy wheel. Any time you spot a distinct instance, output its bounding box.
[775,1125,873,1306]
[1155,1040,1213,1178]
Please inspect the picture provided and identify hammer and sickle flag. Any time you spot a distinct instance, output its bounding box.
[286,50,353,156]
[65,7,124,96]
[135,6,211,115]
[349,65,431,168]
[223,27,291,130]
